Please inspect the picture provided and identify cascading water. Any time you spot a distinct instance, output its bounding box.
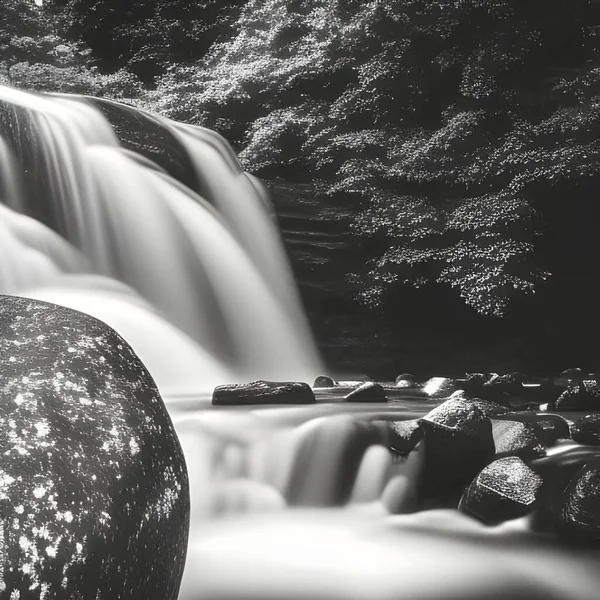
[2,84,600,600]
[0,84,321,396]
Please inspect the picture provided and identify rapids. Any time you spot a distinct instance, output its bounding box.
[2,84,600,599]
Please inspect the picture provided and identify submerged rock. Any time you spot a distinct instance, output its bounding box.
[345,381,388,402]
[459,457,543,525]
[213,380,315,405]
[0,295,189,599]
[388,419,423,456]
[418,399,495,500]
[313,375,336,388]
[491,419,545,461]
[551,382,600,411]
[572,414,600,446]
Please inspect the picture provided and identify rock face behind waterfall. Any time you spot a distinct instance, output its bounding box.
[0,295,189,599]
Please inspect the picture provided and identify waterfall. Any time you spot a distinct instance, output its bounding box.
[0,84,322,396]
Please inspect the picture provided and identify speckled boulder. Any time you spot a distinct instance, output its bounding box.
[0,295,189,599]
[459,457,543,525]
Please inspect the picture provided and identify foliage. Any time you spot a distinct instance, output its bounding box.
[44,0,248,83]
[149,0,596,316]
[0,0,146,99]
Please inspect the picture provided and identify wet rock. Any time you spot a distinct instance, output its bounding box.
[491,419,545,461]
[0,295,189,599]
[422,377,458,398]
[555,464,600,543]
[313,375,336,388]
[459,457,543,525]
[496,412,571,447]
[457,372,488,395]
[482,372,525,400]
[572,414,600,446]
[395,373,417,388]
[388,419,423,455]
[345,381,388,403]
[213,380,315,405]
[551,381,600,411]
[560,367,585,380]
[418,399,495,500]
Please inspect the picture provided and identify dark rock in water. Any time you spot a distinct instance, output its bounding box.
[313,375,336,388]
[551,382,600,411]
[213,380,315,405]
[422,377,458,398]
[482,372,525,399]
[572,414,600,446]
[418,399,495,500]
[491,419,545,461]
[388,419,423,456]
[560,367,585,380]
[496,412,571,447]
[345,381,388,402]
[0,295,189,599]
[555,464,600,543]
[459,457,543,525]
[395,373,417,388]
[457,372,488,395]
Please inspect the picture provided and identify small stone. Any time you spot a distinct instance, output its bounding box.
[388,419,423,455]
[345,381,388,402]
[422,377,457,398]
[572,414,600,446]
[213,380,315,405]
[313,376,336,388]
[491,419,545,461]
[418,399,495,500]
[551,382,600,411]
[459,457,544,525]
[395,373,417,387]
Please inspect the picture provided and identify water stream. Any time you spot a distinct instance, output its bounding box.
[1,85,599,599]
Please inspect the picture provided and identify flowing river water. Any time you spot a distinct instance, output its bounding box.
[1,85,600,599]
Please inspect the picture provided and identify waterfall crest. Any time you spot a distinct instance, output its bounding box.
[0,85,322,396]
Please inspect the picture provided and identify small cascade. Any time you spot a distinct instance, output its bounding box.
[0,84,322,396]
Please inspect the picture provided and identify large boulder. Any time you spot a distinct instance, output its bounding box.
[0,295,189,599]
[551,381,600,411]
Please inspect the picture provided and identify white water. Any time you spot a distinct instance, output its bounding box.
[2,84,600,599]
[0,84,321,395]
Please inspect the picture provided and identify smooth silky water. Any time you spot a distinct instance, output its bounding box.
[1,84,599,599]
